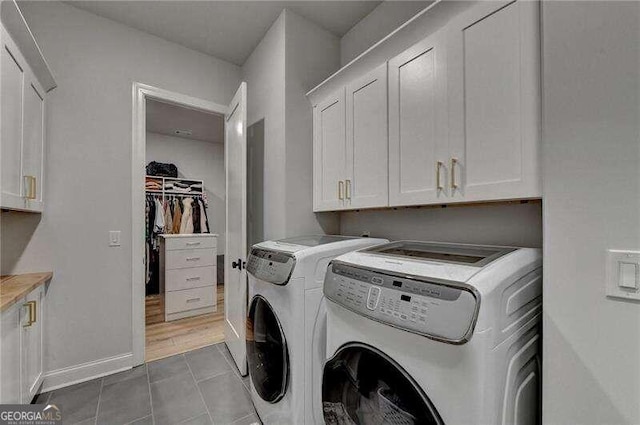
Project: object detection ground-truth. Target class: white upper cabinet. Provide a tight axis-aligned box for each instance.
[309,0,541,211]
[313,89,347,211]
[388,31,448,207]
[346,63,388,209]
[447,0,541,202]
[0,1,55,213]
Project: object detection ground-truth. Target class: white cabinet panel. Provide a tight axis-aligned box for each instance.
[447,0,541,202]
[0,303,22,404]
[0,24,48,212]
[1,29,25,205]
[388,32,449,206]
[21,286,43,402]
[313,89,346,211]
[346,63,388,209]
[22,81,45,208]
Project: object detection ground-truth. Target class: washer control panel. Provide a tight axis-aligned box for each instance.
[324,262,479,343]
[247,248,296,285]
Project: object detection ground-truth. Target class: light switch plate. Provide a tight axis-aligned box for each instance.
[606,249,640,301]
[109,231,121,247]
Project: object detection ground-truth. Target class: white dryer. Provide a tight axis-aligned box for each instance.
[322,241,542,425]
[246,235,388,425]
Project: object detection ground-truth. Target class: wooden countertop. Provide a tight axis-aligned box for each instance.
[0,272,52,313]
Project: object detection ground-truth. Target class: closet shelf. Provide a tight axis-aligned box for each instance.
[0,272,53,312]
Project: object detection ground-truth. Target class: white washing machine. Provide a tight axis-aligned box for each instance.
[322,241,542,425]
[245,235,388,425]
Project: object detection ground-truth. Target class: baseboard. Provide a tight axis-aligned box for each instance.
[41,352,134,393]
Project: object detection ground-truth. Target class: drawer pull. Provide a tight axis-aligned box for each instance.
[186,277,201,281]
[186,242,201,246]
[186,297,201,303]
[23,301,36,327]
[186,257,201,261]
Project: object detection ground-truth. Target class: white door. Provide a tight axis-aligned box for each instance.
[346,63,389,209]
[313,89,346,212]
[224,82,248,375]
[388,31,449,207]
[0,302,21,404]
[22,79,45,211]
[447,0,541,202]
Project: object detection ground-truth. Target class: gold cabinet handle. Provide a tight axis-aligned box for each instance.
[23,176,36,199]
[338,181,344,200]
[23,301,36,327]
[436,161,444,190]
[345,179,352,200]
[451,158,459,189]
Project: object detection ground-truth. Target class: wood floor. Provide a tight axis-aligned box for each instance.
[145,286,225,362]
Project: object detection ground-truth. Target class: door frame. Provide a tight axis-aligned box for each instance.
[131,82,227,366]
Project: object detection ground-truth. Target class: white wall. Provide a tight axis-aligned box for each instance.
[542,2,640,424]
[145,132,225,253]
[1,0,240,385]
[242,12,287,241]
[340,1,431,66]
[242,9,340,242]
[284,10,341,237]
[341,202,542,248]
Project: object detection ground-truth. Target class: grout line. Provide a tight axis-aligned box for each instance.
[123,415,152,425]
[184,354,215,425]
[94,377,104,425]
[145,363,155,425]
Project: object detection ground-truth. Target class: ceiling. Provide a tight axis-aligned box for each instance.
[67,1,383,65]
[146,99,224,143]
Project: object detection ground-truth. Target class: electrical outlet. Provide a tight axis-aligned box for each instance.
[361,231,371,237]
[109,231,121,247]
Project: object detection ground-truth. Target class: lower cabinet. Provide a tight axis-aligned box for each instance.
[0,285,45,404]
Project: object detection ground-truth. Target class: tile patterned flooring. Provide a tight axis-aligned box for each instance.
[35,343,260,425]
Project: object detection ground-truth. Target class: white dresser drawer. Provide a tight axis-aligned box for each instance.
[166,266,216,292]
[165,286,216,314]
[164,236,217,251]
[165,248,216,270]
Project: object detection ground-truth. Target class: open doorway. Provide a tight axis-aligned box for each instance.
[143,98,226,362]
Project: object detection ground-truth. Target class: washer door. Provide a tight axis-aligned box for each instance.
[322,343,443,425]
[246,295,289,403]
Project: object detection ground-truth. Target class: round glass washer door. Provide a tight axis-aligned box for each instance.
[246,295,289,403]
[322,343,443,425]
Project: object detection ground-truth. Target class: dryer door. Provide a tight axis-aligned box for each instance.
[322,342,443,425]
[246,295,289,403]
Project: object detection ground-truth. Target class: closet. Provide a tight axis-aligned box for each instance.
[144,99,226,362]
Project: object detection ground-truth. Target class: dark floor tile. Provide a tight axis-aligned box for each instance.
[32,391,51,404]
[178,413,213,425]
[49,378,101,425]
[151,373,207,425]
[72,417,97,425]
[198,372,253,425]
[148,355,190,383]
[102,365,147,387]
[96,374,151,425]
[231,413,261,425]
[127,415,153,425]
[185,345,232,382]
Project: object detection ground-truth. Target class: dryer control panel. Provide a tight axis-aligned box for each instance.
[247,248,296,285]
[324,262,479,344]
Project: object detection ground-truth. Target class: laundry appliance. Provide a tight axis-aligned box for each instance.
[322,241,542,425]
[246,235,388,425]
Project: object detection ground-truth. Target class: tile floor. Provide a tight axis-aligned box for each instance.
[34,343,260,425]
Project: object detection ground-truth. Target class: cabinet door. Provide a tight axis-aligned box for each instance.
[22,78,45,210]
[0,302,22,404]
[21,286,44,402]
[1,26,26,208]
[388,31,449,207]
[313,89,346,211]
[345,63,388,209]
[447,0,541,202]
